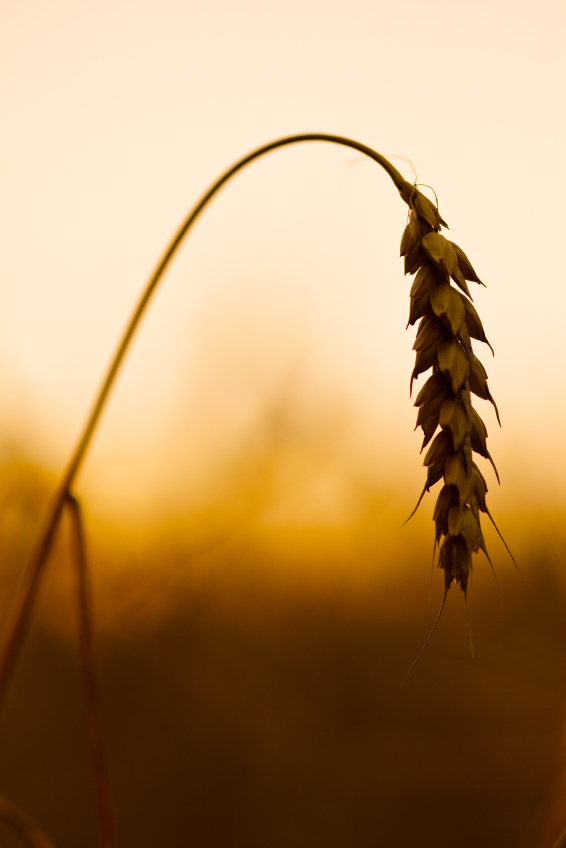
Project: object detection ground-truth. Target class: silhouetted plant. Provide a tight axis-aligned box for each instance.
[0,134,546,848]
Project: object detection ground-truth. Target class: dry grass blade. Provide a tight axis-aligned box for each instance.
[65,494,115,848]
[0,794,60,848]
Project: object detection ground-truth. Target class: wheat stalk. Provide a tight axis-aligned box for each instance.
[0,133,415,706]
[0,133,414,848]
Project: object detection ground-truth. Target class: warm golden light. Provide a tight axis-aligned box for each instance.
[1,1,565,846]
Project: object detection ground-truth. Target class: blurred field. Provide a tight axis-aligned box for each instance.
[0,450,565,848]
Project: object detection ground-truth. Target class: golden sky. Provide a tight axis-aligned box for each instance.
[0,0,565,525]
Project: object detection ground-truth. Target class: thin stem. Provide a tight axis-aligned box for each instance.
[552,825,566,848]
[0,794,60,848]
[65,494,115,848]
[0,133,411,706]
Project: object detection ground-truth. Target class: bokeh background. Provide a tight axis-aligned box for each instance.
[1,0,565,846]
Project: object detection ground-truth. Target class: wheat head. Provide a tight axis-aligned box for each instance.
[400,185,513,629]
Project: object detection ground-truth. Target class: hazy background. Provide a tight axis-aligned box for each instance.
[0,0,565,846]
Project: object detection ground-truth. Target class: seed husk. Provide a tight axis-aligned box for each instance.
[414,371,450,408]
[421,233,473,298]
[457,320,473,352]
[470,462,489,512]
[423,430,452,468]
[467,354,500,426]
[444,453,473,502]
[408,264,442,311]
[469,410,500,482]
[440,535,472,593]
[439,399,468,451]
[411,335,445,391]
[407,289,432,326]
[412,191,448,230]
[421,232,459,276]
[468,354,491,398]
[433,485,454,541]
[470,408,489,456]
[459,506,481,554]
[404,240,425,275]
[406,270,443,327]
[420,420,439,451]
[425,454,448,490]
[413,317,443,351]
[458,293,494,354]
[447,241,485,286]
[447,503,466,536]
[416,383,450,430]
[400,210,422,257]
[437,341,470,392]
[430,284,466,335]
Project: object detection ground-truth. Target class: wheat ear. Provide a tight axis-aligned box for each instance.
[402,183,514,663]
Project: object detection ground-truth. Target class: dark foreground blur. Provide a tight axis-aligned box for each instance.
[0,463,566,848]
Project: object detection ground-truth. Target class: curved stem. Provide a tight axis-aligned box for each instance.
[0,133,411,704]
[0,794,60,848]
[552,825,566,848]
